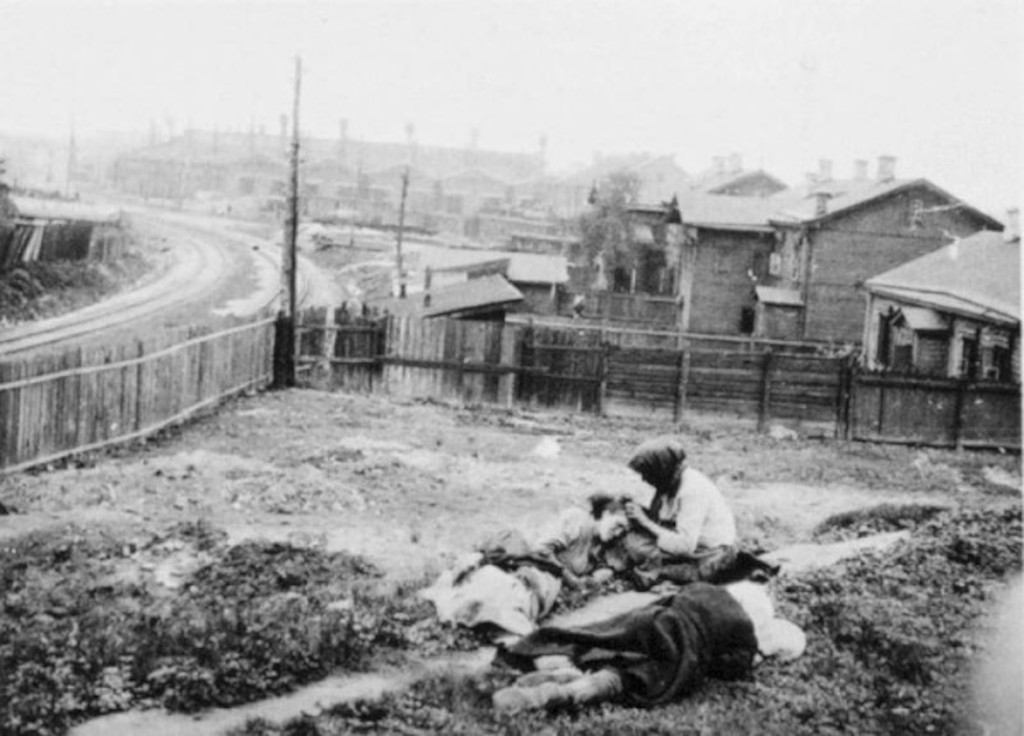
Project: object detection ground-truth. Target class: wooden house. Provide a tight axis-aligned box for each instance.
[862,228,1020,381]
[624,157,1002,344]
[768,162,1003,343]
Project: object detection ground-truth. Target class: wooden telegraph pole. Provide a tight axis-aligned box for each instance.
[275,55,302,387]
[395,166,410,298]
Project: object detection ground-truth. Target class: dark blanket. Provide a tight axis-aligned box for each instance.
[497,583,757,707]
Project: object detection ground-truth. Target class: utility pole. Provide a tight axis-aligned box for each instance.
[395,166,409,298]
[275,54,302,388]
[287,55,302,325]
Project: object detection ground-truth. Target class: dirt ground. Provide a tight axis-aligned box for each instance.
[2,387,1018,583]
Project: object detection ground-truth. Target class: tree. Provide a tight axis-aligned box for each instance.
[577,169,641,289]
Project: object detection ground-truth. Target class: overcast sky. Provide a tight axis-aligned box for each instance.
[1,0,1020,214]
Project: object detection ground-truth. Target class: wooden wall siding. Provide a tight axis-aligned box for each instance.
[803,188,993,343]
[851,377,958,445]
[0,317,275,473]
[959,383,1021,447]
[294,310,1020,449]
[517,324,603,412]
[848,373,1019,449]
[687,231,771,336]
[381,316,516,406]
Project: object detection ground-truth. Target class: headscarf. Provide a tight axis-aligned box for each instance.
[627,436,687,501]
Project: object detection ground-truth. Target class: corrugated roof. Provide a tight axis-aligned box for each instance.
[423,274,523,317]
[865,230,1020,324]
[755,286,804,306]
[11,196,122,224]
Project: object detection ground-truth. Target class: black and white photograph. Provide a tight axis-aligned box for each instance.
[0,1,1020,734]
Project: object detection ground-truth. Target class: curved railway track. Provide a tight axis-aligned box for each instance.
[0,212,309,358]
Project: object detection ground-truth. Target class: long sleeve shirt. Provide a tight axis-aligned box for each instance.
[651,467,736,555]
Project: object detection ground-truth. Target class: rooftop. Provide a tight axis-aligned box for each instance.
[11,196,122,224]
[865,230,1020,325]
[423,274,524,318]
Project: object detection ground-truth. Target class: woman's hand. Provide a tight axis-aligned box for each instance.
[625,500,653,530]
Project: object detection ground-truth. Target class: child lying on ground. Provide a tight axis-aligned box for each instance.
[420,495,631,638]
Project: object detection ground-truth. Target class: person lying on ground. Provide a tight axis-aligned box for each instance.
[622,436,777,589]
[420,495,631,639]
[491,580,806,713]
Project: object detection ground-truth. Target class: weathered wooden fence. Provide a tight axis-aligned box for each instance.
[296,312,846,429]
[296,310,1020,449]
[848,372,1021,449]
[0,317,275,473]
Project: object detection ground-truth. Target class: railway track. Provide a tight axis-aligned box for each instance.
[0,212,307,358]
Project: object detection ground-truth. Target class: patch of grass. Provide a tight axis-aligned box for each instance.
[0,254,149,326]
[0,522,453,736]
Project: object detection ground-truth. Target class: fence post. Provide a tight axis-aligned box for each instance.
[757,348,774,433]
[842,355,856,440]
[835,354,855,440]
[597,344,609,416]
[673,349,685,423]
[272,311,296,388]
[952,377,967,450]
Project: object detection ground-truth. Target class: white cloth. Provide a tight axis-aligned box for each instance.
[420,562,561,636]
[724,581,806,662]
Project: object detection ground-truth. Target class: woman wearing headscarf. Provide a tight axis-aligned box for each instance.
[623,437,774,588]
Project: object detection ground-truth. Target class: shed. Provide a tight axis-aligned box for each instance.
[423,274,524,320]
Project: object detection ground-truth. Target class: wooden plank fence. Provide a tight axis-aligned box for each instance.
[295,310,1020,450]
[848,372,1021,449]
[0,316,275,473]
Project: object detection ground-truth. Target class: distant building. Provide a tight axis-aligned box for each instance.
[863,225,1020,381]
[113,127,546,232]
[767,157,1003,342]
[689,153,787,198]
[624,156,1004,343]
[425,251,569,316]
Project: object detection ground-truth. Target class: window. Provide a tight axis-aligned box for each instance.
[739,307,755,335]
[712,248,729,274]
[768,253,782,276]
[909,198,924,230]
[988,344,1012,382]
[751,252,767,279]
[959,335,979,379]
[876,312,892,367]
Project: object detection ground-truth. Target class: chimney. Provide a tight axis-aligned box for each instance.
[712,155,726,174]
[854,159,869,181]
[877,155,897,182]
[405,122,415,145]
[804,171,819,189]
[279,114,289,146]
[728,152,743,173]
[339,118,349,141]
[1006,207,1020,242]
[817,158,833,183]
[470,128,480,150]
[814,191,832,217]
